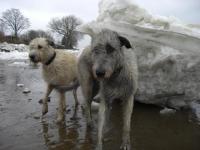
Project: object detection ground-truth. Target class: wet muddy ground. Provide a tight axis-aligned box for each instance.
[0,59,200,150]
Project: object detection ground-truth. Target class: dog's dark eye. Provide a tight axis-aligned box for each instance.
[92,47,100,54]
[93,49,100,55]
[38,45,42,49]
[106,43,115,54]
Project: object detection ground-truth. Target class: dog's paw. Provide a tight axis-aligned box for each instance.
[39,97,51,104]
[42,105,48,115]
[86,120,94,129]
[120,142,131,150]
[63,106,66,111]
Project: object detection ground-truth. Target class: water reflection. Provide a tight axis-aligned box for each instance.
[41,106,94,150]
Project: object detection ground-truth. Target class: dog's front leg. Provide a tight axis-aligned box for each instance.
[81,78,93,127]
[57,91,65,123]
[96,98,108,150]
[120,95,134,150]
[78,60,94,127]
[42,84,53,115]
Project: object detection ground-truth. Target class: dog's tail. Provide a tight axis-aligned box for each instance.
[55,79,79,92]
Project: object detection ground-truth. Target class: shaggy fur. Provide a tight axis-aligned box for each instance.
[78,29,138,150]
[29,38,79,122]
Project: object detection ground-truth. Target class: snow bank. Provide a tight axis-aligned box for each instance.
[0,42,29,60]
[0,42,29,52]
[8,61,29,66]
[0,44,80,60]
[65,49,79,55]
[78,0,200,54]
[97,0,200,36]
[0,51,28,60]
[77,0,200,109]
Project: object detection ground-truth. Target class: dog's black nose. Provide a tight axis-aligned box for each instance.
[29,54,35,60]
[96,69,105,77]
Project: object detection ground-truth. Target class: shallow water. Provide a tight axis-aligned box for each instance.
[0,59,200,150]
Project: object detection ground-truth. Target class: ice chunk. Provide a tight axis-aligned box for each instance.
[23,88,31,94]
[160,107,176,115]
[17,84,24,87]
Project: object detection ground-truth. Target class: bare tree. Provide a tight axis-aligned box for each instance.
[1,8,30,38]
[0,19,6,33]
[48,15,82,49]
[0,19,6,42]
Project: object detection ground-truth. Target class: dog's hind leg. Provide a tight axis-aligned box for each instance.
[73,86,79,106]
[120,95,134,150]
[42,84,53,115]
[57,91,65,123]
[62,95,66,111]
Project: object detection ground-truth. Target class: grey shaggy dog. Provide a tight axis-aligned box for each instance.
[78,29,138,150]
[29,38,79,123]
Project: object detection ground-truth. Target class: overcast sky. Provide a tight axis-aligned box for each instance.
[0,0,199,31]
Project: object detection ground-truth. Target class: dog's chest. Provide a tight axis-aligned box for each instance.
[101,74,134,101]
[42,66,71,86]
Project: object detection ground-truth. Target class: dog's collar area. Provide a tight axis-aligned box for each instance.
[45,52,56,65]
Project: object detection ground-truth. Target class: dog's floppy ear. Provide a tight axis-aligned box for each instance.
[46,39,55,47]
[118,36,132,49]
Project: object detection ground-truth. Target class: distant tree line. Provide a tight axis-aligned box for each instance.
[20,30,54,45]
[0,8,82,49]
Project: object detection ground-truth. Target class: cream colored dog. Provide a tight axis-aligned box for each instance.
[29,38,79,122]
